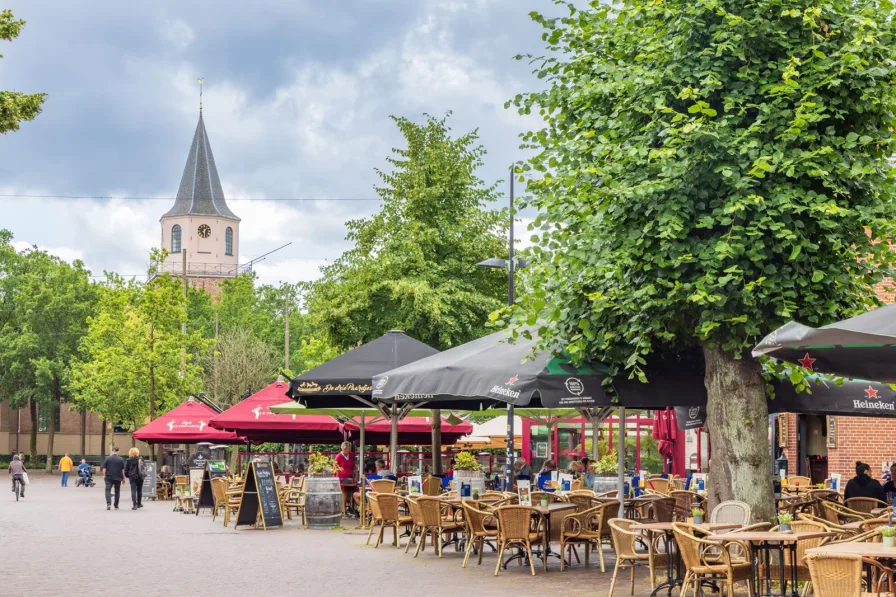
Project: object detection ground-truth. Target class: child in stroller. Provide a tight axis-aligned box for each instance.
[75,458,95,487]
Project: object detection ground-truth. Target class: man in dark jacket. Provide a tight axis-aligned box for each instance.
[844,461,885,502]
[101,447,126,510]
[8,454,26,498]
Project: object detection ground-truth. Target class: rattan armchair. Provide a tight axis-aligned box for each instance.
[366,493,411,548]
[461,502,499,568]
[607,518,661,596]
[672,522,752,597]
[670,490,706,520]
[405,496,464,558]
[493,505,547,576]
[644,477,670,494]
[860,517,890,533]
[558,505,603,572]
[710,500,751,526]
[209,477,228,523]
[222,486,243,527]
[282,485,305,526]
[806,552,895,597]
[370,479,396,494]
[765,520,829,590]
[822,500,871,524]
[643,496,677,524]
[422,477,442,496]
[566,494,602,512]
[845,497,889,515]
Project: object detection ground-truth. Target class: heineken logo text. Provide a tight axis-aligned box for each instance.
[490,385,521,399]
[853,399,895,411]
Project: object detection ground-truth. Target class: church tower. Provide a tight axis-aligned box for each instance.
[159,113,242,294]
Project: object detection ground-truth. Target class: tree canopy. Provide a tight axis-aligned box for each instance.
[0,10,45,134]
[509,0,896,519]
[307,113,510,351]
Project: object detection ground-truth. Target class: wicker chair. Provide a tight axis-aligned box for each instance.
[558,505,603,572]
[822,500,871,524]
[806,552,895,597]
[643,497,677,524]
[566,494,602,512]
[405,496,464,558]
[765,520,829,591]
[531,491,564,504]
[672,522,752,597]
[845,497,889,515]
[370,479,396,494]
[570,479,584,491]
[671,490,706,521]
[826,528,883,545]
[798,512,859,540]
[784,476,812,492]
[366,493,411,548]
[493,505,547,576]
[222,486,243,527]
[710,500,751,527]
[422,477,442,496]
[282,485,306,526]
[570,489,596,497]
[461,503,499,568]
[598,490,618,498]
[607,518,661,596]
[645,477,670,494]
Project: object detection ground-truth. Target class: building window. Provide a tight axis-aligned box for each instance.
[171,224,182,253]
[38,405,61,433]
[225,227,233,255]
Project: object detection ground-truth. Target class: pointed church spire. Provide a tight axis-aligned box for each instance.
[162,114,240,221]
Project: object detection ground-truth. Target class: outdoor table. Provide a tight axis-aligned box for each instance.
[871,507,892,517]
[841,520,866,531]
[503,503,577,569]
[807,543,896,592]
[711,530,835,597]
[634,522,740,597]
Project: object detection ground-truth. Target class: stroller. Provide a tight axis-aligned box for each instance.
[75,466,96,488]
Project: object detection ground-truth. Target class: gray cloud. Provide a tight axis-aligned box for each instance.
[1,0,549,286]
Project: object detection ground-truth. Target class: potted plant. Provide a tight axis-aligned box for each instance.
[778,513,794,533]
[453,452,486,496]
[307,452,339,477]
[540,492,549,508]
[882,526,896,548]
[472,489,480,500]
[691,508,705,525]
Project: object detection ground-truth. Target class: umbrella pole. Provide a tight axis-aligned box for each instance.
[591,415,599,462]
[358,415,366,529]
[617,406,625,518]
[390,405,398,476]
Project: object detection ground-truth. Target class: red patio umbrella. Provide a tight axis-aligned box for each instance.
[209,380,346,443]
[133,398,243,444]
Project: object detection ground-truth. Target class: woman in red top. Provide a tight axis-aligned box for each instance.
[335,442,357,516]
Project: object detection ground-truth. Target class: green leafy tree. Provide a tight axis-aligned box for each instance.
[0,10,46,134]
[202,327,279,407]
[307,113,509,351]
[509,0,896,520]
[0,238,96,468]
[73,254,211,452]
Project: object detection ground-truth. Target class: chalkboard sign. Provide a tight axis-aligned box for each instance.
[196,460,227,515]
[141,461,157,500]
[234,462,282,529]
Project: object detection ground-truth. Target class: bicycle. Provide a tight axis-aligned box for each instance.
[12,476,24,501]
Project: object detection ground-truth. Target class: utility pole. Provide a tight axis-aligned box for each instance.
[180,249,187,378]
[284,285,290,370]
[505,167,516,490]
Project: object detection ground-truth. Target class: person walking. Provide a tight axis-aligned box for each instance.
[59,453,73,487]
[101,447,126,510]
[124,448,145,510]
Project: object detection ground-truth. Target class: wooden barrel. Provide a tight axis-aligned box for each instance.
[305,476,343,528]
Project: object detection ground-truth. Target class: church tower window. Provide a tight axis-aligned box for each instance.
[171,224,182,253]
[225,227,233,256]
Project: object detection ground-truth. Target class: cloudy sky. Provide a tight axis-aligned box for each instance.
[0,0,550,287]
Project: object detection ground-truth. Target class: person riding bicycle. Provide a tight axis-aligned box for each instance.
[9,454,26,498]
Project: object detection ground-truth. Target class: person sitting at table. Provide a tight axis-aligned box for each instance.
[567,460,582,478]
[844,461,885,502]
[159,465,175,490]
[513,458,532,480]
[537,461,557,490]
[285,460,296,474]
[882,463,896,499]
[373,459,397,481]
[582,461,596,490]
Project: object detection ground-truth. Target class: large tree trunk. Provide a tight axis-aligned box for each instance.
[46,387,59,473]
[431,409,442,475]
[703,344,774,523]
[28,398,37,468]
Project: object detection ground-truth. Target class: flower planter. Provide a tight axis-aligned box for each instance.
[778,524,792,533]
[693,516,704,525]
[454,470,485,497]
[305,476,343,529]
[884,536,896,548]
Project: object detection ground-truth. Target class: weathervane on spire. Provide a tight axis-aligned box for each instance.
[198,77,204,113]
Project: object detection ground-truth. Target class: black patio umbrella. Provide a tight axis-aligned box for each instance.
[287,330,439,408]
[752,304,896,383]
[372,329,705,409]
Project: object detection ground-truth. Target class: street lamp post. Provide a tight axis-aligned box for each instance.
[477,167,524,491]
